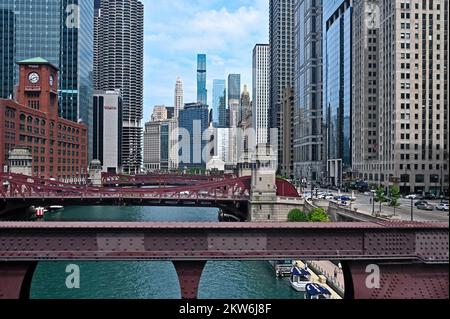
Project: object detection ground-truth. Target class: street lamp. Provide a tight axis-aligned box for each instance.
[410,197,414,222]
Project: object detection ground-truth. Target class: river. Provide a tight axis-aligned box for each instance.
[15,206,304,299]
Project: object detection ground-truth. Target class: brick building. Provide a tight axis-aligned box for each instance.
[0,58,88,181]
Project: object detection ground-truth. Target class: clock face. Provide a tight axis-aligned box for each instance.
[28,72,40,84]
[49,75,54,86]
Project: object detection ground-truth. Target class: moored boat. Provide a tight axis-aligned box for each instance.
[305,283,332,299]
[289,266,312,292]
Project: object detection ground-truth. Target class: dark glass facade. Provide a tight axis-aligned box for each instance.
[0,8,15,99]
[228,74,241,101]
[178,103,210,169]
[160,123,169,170]
[197,54,207,105]
[323,0,352,172]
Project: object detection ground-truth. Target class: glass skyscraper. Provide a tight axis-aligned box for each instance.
[212,79,226,126]
[323,0,353,182]
[0,8,15,99]
[197,54,207,105]
[0,0,94,159]
[228,74,241,101]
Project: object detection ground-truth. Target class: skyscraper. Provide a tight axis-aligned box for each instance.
[323,0,353,187]
[240,84,251,124]
[0,0,94,159]
[252,44,270,145]
[174,77,184,118]
[269,0,295,170]
[293,0,324,182]
[212,79,226,125]
[352,0,380,186]
[0,8,14,99]
[375,0,448,195]
[228,74,241,101]
[95,0,144,174]
[197,54,207,105]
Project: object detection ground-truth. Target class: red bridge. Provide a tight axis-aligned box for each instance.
[0,173,299,218]
[0,221,448,299]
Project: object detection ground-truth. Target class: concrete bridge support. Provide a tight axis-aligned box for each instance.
[343,261,449,299]
[0,262,37,299]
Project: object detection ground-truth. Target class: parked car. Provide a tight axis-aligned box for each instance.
[416,203,434,211]
[436,203,449,211]
[424,193,437,200]
[415,200,429,207]
[405,194,417,199]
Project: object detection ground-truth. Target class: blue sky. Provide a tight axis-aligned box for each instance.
[142,0,269,121]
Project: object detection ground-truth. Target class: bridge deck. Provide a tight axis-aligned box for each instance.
[0,222,448,263]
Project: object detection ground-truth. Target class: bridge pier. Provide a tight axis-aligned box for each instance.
[173,261,206,299]
[343,261,449,299]
[0,262,37,299]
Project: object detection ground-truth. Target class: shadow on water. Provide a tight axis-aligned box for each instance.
[5,206,303,299]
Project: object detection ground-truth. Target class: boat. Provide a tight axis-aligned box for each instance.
[34,207,47,219]
[269,260,293,277]
[305,283,332,299]
[47,205,64,212]
[289,266,312,292]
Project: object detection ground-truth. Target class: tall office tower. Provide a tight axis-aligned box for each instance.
[240,84,251,125]
[282,87,294,179]
[96,0,144,174]
[293,0,324,183]
[352,0,380,184]
[377,0,448,195]
[93,90,123,173]
[143,121,161,172]
[178,103,211,169]
[252,44,270,145]
[323,0,353,187]
[0,8,14,99]
[197,54,207,105]
[93,1,101,90]
[228,74,241,102]
[0,0,94,158]
[218,95,227,128]
[212,79,226,125]
[174,77,184,118]
[269,0,295,170]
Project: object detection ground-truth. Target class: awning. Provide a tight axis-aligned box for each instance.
[306,283,331,296]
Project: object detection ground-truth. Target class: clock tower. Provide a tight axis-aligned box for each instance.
[16,57,59,118]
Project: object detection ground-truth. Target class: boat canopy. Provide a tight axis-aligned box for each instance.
[305,283,331,296]
[291,267,310,277]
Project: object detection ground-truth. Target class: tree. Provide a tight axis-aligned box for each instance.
[390,185,401,216]
[309,208,330,222]
[375,187,386,213]
[288,209,309,222]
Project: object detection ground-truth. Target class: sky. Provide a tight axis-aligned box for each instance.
[142,0,269,122]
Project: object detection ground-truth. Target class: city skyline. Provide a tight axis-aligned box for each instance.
[143,0,268,120]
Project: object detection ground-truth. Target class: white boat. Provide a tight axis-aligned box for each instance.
[47,205,64,211]
[305,283,332,299]
[269,260,293,277]
[289,267,312,292]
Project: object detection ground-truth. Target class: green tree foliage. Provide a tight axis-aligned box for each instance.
[288,209,309,222]
[375,187,386,213]
[390,185,401,216]
[309,208,330,222]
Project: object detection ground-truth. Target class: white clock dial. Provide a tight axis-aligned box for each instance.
[28,72,40,84]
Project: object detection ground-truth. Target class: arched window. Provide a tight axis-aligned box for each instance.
[20,114,26,122]
[27,116,33,123]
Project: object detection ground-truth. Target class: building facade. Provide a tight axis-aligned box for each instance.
[93,90,122,173]
[269,0,295,170]
[212,79,226,125]
[293,0,324,183]
[228,74,241,103]
[95,0,144,174]
[240,84,251,126]
[0,0,94,159]
[197,54,207,105]
[252,44,270,145]
[174,77,184,119]
[0,59,88,181]
[178,103,211,169]
[0,8,15,99]
[375,0,448,195]
[351,0,380,185]
[143,121,161,171]
[323,0,353,187]
[281,86,294,179]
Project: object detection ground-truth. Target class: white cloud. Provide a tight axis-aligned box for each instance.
[142,0,269,121]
